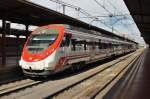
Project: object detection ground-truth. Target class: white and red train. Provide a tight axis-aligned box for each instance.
[19,24,137,76]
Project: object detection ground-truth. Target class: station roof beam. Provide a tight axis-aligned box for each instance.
[124,0,150,45]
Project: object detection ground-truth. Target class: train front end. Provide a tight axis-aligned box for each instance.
[19,25,64,76]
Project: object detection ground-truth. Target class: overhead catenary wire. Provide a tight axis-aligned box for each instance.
[93,0,130,25]
[94,0,112,15]
[93,0,129,33]
[94,0,134,34]
[49,0,114,30]
[49,0,91,16]
[49,0,132,35]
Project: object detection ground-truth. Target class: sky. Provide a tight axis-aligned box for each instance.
[25,0,146,45]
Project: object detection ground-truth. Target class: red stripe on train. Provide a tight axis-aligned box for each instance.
[22,25,64,62]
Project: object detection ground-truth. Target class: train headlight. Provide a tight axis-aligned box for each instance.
[19,60,22,66]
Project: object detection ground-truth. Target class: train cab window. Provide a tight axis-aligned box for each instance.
[27,28,59,53]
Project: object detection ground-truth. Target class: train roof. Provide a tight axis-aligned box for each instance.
[61,24,137,44]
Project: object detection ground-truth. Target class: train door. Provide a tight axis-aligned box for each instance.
[59,33,71,57]
[64,33,72,56]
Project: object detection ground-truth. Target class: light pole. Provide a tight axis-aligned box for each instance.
[62,4,66,14]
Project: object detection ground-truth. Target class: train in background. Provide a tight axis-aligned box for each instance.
[19,24,137,77]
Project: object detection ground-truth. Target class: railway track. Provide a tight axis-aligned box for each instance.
[0,50,143,99]
[52,51,141,99]
[0,66,23,86]
[0,79,44,97]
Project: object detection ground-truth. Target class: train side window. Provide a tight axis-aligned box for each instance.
[71,39,76,51]
[98,40,101,49]
[84,40,86,50]
[92,42,95,49]
[75,40,85,51]
[101,43,104,49]
[95,41,99,50]
[106,43,109,49]
[103,43,107,49]
[87,41,94,50]
[100,43,104,49]
[108,43,111,49]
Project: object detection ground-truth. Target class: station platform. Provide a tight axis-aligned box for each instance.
[0,57,22,84]
[0,57,20,71]
[121,48,150,99]
[104,48,150,99]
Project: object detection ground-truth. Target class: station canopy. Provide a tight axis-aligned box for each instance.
[124,0,150,45]
[0,0,135,43]
[0,0,88,26]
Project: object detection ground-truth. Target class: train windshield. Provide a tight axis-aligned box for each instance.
[26,28,59,53]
